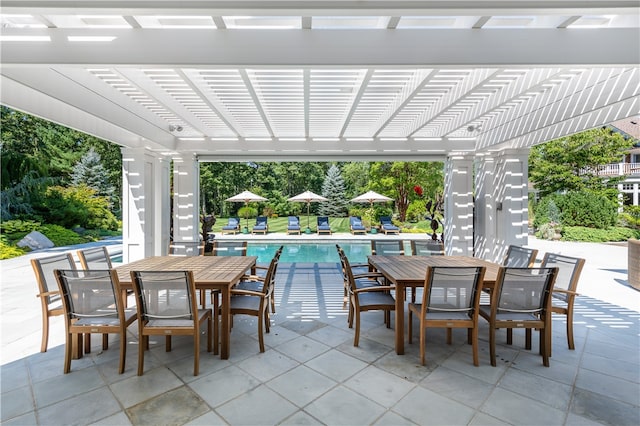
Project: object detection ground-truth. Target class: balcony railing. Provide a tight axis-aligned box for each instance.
[590,162,640,176]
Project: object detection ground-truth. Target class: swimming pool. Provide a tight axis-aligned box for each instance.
[248,242,370,263]
[111,241,412,264]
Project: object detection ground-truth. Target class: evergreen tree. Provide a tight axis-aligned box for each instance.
[319,164,348,217]
[70,147,114,199]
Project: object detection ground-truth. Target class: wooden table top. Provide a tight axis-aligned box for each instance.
[367,255,501,286]
[115,255,257,287]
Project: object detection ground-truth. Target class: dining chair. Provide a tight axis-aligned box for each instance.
[342,248,396,346]
[408,266,486,366]
[540,253,586,352]
[212,240,247,256]
[503,245,538,267]
[371,240,404,256]
[168,240,204,256]
[335,245,383,312]
[54,269,135,374]
[235,245,283,315]
[479,266,558,367]
[227,250,281,353]
[31,253,76,352]
[411,240,445,256]
[77,246,132,308]
[130,270,212,376]
[409,239,445,302]
[77,246,113,269]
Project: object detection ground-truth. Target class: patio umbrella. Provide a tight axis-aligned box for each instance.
[350,190,393,208]
[226,190,268,232]
[287,190,328,232]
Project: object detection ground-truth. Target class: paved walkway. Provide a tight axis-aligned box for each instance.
[1,236,638,425]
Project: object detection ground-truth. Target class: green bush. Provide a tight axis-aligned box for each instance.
[561,226,640,242]
[535,222,562,240]
[534,192,617,229]
[238,206,258,220]
[0,240,28,259]
[39,224,88,246]
[35,185,119,230]
[405,201,426,222]
[0,219,41,235]
[619,205,640,229]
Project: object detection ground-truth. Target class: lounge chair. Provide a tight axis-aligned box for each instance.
[287,216,301,235]
[380,216,400,234]
[349,216,367,235]
[317,216,332,235]
[221,217,240,235]
[252,216,268,234]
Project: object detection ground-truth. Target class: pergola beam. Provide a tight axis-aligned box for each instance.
[2,28,638,67]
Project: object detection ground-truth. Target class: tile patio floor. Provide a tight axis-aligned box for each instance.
[1,238,639,425]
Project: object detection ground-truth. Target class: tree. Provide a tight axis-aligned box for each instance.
[529,127,635,198]
[319,164,348,217]
[341,162,370,198]
[70,147,114,199]
[369,162,444,221]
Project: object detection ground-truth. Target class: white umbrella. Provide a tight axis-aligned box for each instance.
[226,190,268,231]
[350,190,393,208]
[287,190,328,231]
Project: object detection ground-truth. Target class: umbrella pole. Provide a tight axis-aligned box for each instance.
[245,201,249,233]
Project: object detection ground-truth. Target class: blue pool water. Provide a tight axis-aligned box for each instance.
[248,242,371,263]
[111,242,412,264]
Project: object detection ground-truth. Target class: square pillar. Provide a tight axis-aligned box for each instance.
[121,148,170,263]
[444,155,474,256]
[172,154,200,252]
[474,155,497,260]
[478,149,530,262]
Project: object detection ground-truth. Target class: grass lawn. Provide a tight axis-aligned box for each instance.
[211,216,433,234]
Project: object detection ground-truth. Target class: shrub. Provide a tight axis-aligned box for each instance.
[535,222,562,240]
[619,205,640,229]
[0,219,41,235]
[534,192,617,229]
[238,206,258,220]
[405,201,426,222]
[0,240,28,259]
[561,226,640,242]
[39,224,88,246]
[34,185,119,230]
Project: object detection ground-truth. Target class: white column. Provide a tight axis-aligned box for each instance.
[121,148,170,263]
[444,155,474,256]
[494,149,530,262]
[172,154,200,251]
[474,155,497,260]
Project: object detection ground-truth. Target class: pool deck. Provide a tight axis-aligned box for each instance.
[1,235,638,425]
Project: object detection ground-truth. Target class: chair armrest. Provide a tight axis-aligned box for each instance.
[239,274,266,282]
[354,285,395,294]
[353,272,385,280]
[553,289,579,296]
[37,291,59,298]
[231,289,264,297]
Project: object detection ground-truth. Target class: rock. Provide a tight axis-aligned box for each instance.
[17,231,54,250]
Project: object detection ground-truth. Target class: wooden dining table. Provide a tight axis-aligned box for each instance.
[367,255,501,355]
[114,255,257,360]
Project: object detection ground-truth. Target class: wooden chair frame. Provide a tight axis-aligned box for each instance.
[408,266,486,366]
[479,267,558,367]
[540,253,586,352]
[131,270,212,376]
[31,253,76,352]
[54,269,135,374]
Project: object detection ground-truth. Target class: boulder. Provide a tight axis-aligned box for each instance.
[17,231,54,250]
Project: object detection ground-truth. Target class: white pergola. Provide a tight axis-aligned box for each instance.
[1,1,639,263]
